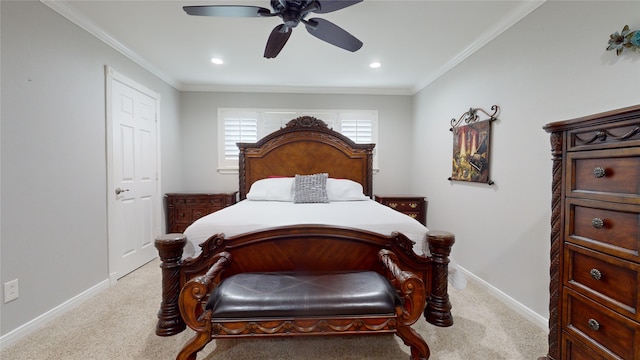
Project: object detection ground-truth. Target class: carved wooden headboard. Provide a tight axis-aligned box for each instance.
[237,116,375,200]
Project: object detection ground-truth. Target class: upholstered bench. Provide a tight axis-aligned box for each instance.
[176,249,431,360]
[208,271,400,318]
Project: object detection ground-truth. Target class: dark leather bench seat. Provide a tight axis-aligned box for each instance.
[206,271,401,318]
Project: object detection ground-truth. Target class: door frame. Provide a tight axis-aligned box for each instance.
[105,65,162,284]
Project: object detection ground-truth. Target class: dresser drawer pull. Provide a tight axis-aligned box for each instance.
[592,166,606,178]
[409,203,417,208]
[588,318,600,331]
[589,268,602,280]
[388,202,398,208]
[591,218,604,229]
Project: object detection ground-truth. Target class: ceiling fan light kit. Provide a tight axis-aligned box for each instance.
[183,0,364,59]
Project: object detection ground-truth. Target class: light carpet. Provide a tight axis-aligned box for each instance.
[1,259,548,359]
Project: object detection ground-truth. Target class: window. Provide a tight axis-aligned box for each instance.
[218,109,378,172]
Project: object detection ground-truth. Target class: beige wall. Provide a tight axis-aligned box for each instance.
[1,0,183,339]
[412,0,640,324]
[179,91,413,194]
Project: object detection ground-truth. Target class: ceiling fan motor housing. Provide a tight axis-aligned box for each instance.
[272,0,320,28]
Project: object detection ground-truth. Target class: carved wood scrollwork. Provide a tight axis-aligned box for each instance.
[574,125,640,145]
[285,116,331,129]
[210,316,397,336]
[546,130,563,360]
[154,234,188,336]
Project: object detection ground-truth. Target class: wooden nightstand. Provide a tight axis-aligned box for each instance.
[165,192,237,233]
[374,195,427,226]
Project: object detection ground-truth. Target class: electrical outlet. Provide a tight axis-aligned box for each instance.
[4,279,19,303]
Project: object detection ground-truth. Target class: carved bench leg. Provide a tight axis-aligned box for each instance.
[176,330,212,360]
[155,233,187,336]
[424,231,454,327]
[396,324,430,360]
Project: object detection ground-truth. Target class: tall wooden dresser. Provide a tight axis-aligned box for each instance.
[542,105,640,360]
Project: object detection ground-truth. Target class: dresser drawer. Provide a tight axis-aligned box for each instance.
[566,198,640,262]
[384,199,422,212]
[174,206,215,224]
[171,195,232,207]
[563,289,640,360]
[565,243,640,321]
[165,192,238,233]
[374,195,427,226]
[172,206,215,233]
[566,148,640,203]
[401,211,423,223]
[562,332,608,360]
[567,119,640,152]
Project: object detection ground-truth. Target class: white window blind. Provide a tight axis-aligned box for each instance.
[340,119,373,143]
[224,117,257,160]
[218,109,378,172]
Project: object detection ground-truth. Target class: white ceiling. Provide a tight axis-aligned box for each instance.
[43,0,545,95]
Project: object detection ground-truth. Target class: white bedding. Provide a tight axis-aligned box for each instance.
[183,199,467,289]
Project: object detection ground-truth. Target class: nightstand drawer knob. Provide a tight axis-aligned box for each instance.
[591,218,604,229]
[588,318,600,331]
[593,167,606,178]
[589,268,602,280]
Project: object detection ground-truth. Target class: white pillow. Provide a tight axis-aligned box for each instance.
[326,178,368,201]
[246,177,294,201]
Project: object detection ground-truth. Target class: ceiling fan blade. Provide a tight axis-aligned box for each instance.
[183,5,272,17]
[264,24,293,59]
[304,18,362,52]
[314,0,363,14]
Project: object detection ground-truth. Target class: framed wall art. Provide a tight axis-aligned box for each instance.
[448,105,499,185]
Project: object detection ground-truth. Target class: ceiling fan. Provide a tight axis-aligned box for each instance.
[183,0,364,59]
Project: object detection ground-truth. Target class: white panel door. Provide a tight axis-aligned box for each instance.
[107,68,159,280]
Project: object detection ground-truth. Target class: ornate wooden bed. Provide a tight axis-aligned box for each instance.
[154,116,455,358]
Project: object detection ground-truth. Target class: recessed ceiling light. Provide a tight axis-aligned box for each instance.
[211,57,224,65]
[369,62,381,69]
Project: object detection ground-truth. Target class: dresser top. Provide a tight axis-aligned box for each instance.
[544,104,640,133]
[374,194,426,199]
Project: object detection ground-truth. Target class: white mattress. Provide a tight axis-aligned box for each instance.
[183,199,467,289]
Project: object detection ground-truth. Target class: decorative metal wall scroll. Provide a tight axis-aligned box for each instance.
[449,105,499,185]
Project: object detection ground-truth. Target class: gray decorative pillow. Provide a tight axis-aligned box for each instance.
[294,173,329,203]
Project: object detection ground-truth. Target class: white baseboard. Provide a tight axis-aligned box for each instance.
[457,265,549,331]
[0,279,110,350]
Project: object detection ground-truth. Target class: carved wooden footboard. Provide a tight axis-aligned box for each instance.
[155,225,454,360]
[155,225,454,339]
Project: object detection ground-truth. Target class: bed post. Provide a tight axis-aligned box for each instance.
[424,230,455,327]
[155,233,187,336]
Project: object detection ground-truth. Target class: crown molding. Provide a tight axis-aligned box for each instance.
[40,0,181,90]
[41,0,545,96]
[412,0,547,94]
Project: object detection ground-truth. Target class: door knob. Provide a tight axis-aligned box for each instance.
[115,188,130,195]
